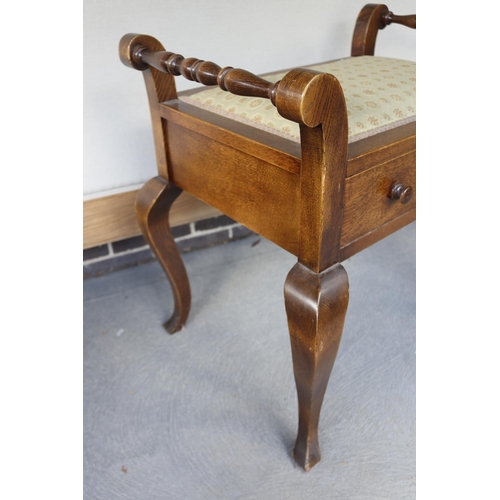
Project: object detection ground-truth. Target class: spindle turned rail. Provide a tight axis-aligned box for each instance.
[123,42,281,105]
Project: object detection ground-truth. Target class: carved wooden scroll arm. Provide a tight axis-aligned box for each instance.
[351,4,416,56]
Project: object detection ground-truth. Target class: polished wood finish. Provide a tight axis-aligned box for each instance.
[160,101,415,256]
[348,122,415,177]
[135,177,191,333]
[341,150,416,246]
[351,3,416,56]
[383,11,416,29]
[276,69,348,273]
[120,34,177,179]
[120,34,351,265]
[340,209,415,261]
[284,262,349,470]
[166,121,301,255]
[123,41,281,105]
[118,3,415,470]
[160,102,301,175]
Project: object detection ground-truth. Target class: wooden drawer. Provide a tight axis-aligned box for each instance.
[341,150,416,247]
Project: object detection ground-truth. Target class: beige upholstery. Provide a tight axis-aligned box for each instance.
[180,56,416,143]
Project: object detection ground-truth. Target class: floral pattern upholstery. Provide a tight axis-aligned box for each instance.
[179,56,416,143]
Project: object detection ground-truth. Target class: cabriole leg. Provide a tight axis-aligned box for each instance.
[284,262,349,470]
[136,176,191,333]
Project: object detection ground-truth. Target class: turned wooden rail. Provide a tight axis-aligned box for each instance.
[382,11,416,29]
[122,37,280,106]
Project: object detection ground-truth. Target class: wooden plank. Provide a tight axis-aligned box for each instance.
[83,189,221,249]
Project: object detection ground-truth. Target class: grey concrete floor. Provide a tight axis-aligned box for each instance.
[83,223,415,499]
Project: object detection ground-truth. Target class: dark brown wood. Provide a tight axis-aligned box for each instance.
[341,150,416,246]
[118,3,416,472]
[160,102,301,175]
[284,262,349,470]
[347,122,415,176]
[340,209,415,261]
[382,11,416,29]
[123,41,281,105]
[351,4,416,56]
[135,177,191,333]
[351,4,390,56]
[120,34,177,179]
[275,69,348,272]
[162,99,416,178]
[165,121,301,255]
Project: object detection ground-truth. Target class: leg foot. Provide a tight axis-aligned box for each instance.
[284,262,349,470]
[136,176,191,333]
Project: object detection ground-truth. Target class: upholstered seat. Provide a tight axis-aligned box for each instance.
[180,56,415,143]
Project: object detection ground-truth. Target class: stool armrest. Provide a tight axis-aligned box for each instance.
[351,4,416,56]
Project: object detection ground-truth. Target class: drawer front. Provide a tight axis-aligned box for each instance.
[341,150,416,247]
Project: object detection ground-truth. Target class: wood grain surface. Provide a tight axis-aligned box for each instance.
[166,122,300,255]
[341,150,416,247]
[83,190,221,249]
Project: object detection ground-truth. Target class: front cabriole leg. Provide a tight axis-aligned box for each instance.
[284,262,349,471]
[136,176,191,333]
[274,67,349,470]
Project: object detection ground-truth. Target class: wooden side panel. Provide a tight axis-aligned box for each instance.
[161,102,301,174]
[341,150,416,247]
[166,121,300,255]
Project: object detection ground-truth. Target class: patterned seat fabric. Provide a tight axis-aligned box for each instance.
[179,56,416,143]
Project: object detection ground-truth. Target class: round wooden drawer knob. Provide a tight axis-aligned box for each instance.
[389,182,413,204]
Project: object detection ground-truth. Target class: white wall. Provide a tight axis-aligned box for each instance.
[84,0,416,196]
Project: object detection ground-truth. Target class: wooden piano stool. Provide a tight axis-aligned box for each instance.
[119,3,416,471]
